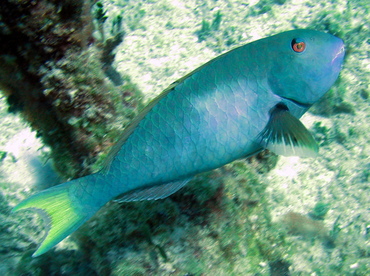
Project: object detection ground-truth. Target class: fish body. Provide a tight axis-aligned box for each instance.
[14,29,345,256]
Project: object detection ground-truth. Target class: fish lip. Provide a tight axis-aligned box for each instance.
[332,42,345,65]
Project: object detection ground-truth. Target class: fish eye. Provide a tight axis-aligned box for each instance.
[291,38,306,53]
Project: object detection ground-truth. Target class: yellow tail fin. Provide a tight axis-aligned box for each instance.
[13,183,88,257]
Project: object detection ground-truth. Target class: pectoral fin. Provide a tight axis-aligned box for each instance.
[258,108,318,158]
[114,178,191,202]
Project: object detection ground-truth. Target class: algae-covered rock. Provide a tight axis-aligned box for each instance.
[0,0,142,178]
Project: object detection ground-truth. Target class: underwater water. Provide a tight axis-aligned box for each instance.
[0,0,369,275]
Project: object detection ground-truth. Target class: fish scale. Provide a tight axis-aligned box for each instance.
[13,29,345,256]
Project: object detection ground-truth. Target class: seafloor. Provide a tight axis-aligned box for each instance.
[0,0,369,275]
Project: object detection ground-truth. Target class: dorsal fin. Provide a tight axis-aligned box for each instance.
[258,108,318,158]
[114,178,191,202]
[101,83,176,173]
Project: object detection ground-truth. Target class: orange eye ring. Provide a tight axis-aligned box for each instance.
[291,39,306,53]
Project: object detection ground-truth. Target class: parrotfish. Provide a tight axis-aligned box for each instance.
[13,29,345,257]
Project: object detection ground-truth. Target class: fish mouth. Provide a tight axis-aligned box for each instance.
[332,42,345,66]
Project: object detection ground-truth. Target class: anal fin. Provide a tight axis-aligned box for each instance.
[114,178,191,203]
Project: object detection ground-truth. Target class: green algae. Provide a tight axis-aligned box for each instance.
[310,202,330,220]
[196,10,223,42]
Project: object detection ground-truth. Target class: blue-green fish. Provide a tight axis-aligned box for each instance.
[14,29,345,257]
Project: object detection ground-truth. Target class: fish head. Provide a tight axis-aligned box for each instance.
[267,29,345,107]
